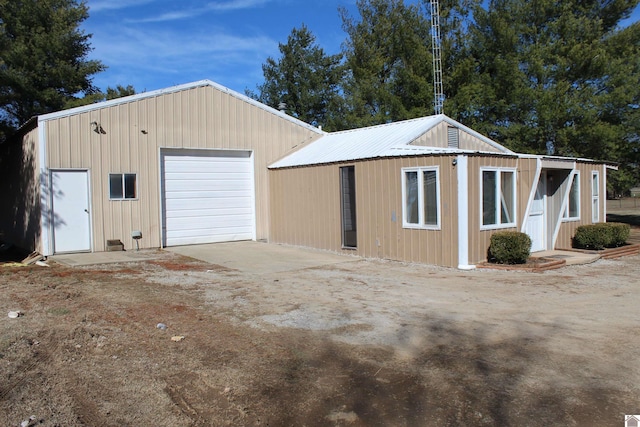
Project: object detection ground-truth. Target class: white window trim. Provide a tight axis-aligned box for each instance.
[480,167,517,230]
[563,171,581,222]
[109,173,138,201]
[401,166,441,230]
[592,170,600,223]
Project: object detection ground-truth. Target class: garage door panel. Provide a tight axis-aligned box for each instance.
[165,196,252,210]
[165,225,252,239]
[164,190,252,201]
[165,159,250,173]
[162,150,255,246]
[165,214,254,228]
[164,170,252,180]
[163,179,252,192]
[167,216,251,236]
[165,207,253,219]
[166,232,252,247]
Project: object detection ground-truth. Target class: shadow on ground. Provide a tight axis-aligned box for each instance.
[167,317,626,426]
[607,213,640,227]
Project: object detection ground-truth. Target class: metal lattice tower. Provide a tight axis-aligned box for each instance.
[430,0,444,115]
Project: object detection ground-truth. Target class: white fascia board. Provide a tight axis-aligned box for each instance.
[37,118,52,256]
[36,80,325,135]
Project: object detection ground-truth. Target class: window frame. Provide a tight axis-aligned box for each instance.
[480,167,517,230]
[109,173,138,201]
[591,170,600,223]
[401,166,441,230]
[340,165,357,249]
[563,171,581,222]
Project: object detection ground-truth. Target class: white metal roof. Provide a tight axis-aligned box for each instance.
[269,114,514,169]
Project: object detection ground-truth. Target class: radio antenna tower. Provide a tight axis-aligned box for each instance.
[430,0,444,115]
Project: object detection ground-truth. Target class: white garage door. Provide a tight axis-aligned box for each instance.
[162,149,255,247]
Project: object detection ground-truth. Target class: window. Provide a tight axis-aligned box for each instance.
[109,173,137,200]
[592,171,600,222]
[340,166,357,248]
[402,167,440,229]
[481,169,516,228]
[563,172,580,220]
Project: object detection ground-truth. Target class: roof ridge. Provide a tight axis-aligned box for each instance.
[330,115,443,135]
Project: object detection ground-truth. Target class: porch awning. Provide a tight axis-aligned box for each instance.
[541,158,576,169]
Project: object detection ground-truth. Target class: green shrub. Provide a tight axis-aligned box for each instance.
[573,222,630,250]
[609,222,630,247]
[489,231,532,264]
[574,223,610,250]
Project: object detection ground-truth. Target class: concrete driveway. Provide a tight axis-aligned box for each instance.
[52,241,358,274]
[167,241,358,274]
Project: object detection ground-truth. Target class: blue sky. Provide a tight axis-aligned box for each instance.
[83,0,363,94]
[83,0,640,96]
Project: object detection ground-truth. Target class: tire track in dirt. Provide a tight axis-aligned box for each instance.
[0,334,57,402]
[164,383,205,425]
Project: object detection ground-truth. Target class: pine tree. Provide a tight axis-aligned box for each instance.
[0,0,105,141]
[251,25,345,131]
[341,0,433,127]
[461,0,639,160]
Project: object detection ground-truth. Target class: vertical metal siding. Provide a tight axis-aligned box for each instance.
[555,162,605,249]
[43,85,321,251]
[466,155,521,264]
[411,125,445,147]
[410,122,504,152]
[270,155,459,268]
[0,125,41,252]
[458,129,503,152]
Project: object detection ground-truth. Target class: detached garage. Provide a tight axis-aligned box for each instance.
[0,80,322,255]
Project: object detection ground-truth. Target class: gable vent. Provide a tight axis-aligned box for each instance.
[447,126,459,148]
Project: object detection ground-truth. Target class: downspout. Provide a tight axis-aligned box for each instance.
[456,155,474,269]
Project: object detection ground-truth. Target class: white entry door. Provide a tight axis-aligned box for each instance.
[51,170,92,253]
[526,173,546,252]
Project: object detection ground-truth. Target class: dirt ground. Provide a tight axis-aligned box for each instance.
[1,242,639,427]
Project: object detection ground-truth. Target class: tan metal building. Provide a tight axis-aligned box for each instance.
[0,80,611,269]
[0,80,322,255]
[269,116,611,268]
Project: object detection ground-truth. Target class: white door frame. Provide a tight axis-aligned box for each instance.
[50,169,93,254]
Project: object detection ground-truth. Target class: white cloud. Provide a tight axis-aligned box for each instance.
[126,0,272,23]
[206,0,271,11]
[87,22,277,90]
[88,0,160,13]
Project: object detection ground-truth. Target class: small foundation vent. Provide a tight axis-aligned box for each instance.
[106,239,124,252]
